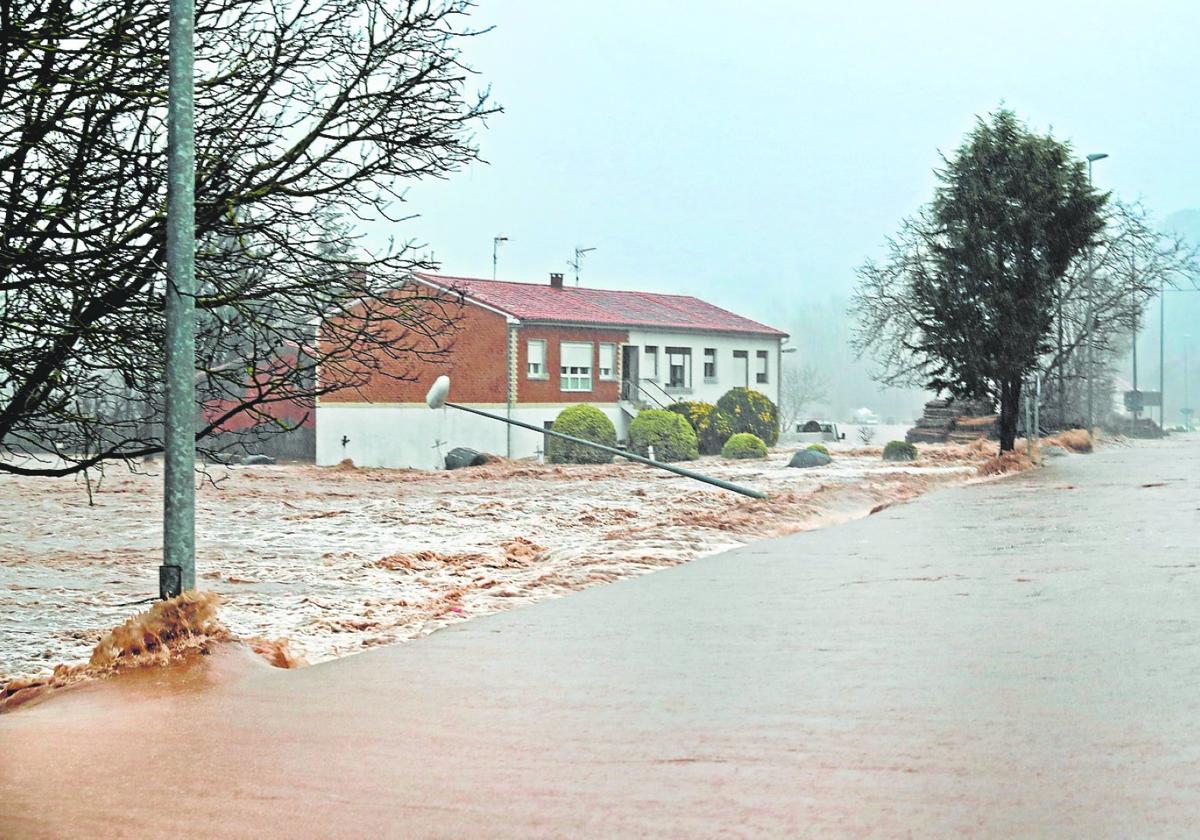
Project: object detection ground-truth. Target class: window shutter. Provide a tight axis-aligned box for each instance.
[560,342,592,368]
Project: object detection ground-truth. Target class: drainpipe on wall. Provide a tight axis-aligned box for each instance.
[777,340,784,423]
[506,319,519,457]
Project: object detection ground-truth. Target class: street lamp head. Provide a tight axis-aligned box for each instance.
[426,375,450,409]
[1086,153,1109,162]
[494,235,508,242]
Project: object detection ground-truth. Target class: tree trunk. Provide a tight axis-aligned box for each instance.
[998,377,1021,452]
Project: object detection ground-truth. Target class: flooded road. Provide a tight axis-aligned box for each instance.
[3,437,1197,836]
[1,447,984,682]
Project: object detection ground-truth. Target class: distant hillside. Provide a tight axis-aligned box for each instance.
[1163,208,1200,246]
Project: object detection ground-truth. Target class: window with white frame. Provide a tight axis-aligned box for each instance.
[733,350,749,386]
[560,342,593,392]
[703,348,717,381]
[598,343,616,380]
[756,350,769,384]
[666,347,691,390]
[526,339,547,379]
[643,345,659,380]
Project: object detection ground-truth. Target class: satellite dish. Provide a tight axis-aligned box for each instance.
[426,375,450,409]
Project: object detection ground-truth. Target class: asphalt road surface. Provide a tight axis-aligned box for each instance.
[3,437,1198,838]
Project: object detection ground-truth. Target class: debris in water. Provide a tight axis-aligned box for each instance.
[1043,429,1094,454]
[248,637,309,669]
[977,451,1034,476]
[0,592,313,713]
[89,590,225,668]
[2,592,227,713]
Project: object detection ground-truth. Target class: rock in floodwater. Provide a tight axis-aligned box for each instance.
[444,447,490,470]
[788,449,832,468]
[1041,444,1069,458]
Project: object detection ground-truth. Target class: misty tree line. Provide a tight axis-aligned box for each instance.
[0,0,494,476]
[851,109,1197,450]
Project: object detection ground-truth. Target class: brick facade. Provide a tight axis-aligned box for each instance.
[322,296,630,406]
[516,325,627,404]
[321,296,510,404]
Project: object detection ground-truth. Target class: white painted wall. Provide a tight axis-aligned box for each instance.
[624,329,783,406]
[316,402,624,469]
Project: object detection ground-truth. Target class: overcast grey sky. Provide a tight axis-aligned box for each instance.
[380,0,1199,329]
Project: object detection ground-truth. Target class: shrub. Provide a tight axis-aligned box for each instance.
[721,432,767,460]
[668,400,730,455]
[806,443,830,456]
[696,408,735,455]
[882,440,918,462]
[547,404,617,464]
[666,400,708,428]
[629,409,699,462]
[716,387,780,446]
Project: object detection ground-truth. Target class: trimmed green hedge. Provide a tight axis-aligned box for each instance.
[721,432,768,460]
[882,440,918,462]
[629,409,699,462]
[547,404,617,464]
[716,387,780,446]
[806,443,830,456]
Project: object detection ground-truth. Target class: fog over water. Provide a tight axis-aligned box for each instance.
[357,0,1200,422]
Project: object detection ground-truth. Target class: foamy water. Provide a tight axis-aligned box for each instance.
[1,448,990,684]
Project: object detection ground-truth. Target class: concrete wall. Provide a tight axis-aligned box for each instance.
[624,329,783,406]
[316,402,624,470]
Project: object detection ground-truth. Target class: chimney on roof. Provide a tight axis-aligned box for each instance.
[549,272,564,290]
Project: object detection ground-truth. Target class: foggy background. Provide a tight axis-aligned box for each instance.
[361,0,1200,424]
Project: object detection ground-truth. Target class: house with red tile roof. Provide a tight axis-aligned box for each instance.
[316,271,788,469]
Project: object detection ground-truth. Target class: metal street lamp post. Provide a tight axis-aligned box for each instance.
[1161,278,1166,429]
[1158,287,1200,432]
[160,0,197,598]
[426,376,767,499]
[1084,152,1108,439]
[779,343,797,432]
[1185,335,1192,431]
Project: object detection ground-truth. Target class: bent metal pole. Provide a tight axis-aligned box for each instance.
[161,0,197,597]
[425,376,768,500]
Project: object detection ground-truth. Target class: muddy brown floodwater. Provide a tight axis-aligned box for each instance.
[1,444,1000,688]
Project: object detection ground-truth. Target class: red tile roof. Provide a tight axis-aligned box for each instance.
[412,273,787,337]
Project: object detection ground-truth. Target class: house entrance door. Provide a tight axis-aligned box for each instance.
[621,345,639,400]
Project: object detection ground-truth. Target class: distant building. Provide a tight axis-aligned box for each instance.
[317,271,787,469]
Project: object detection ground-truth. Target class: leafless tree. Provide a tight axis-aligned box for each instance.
[1040,200,1198,426]
[0,0,495,476]
[853,199,1197,430]
[779,362,830,430]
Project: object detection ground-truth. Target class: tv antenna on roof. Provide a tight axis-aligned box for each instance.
[492,234,508,280]
[568,246,596,286]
